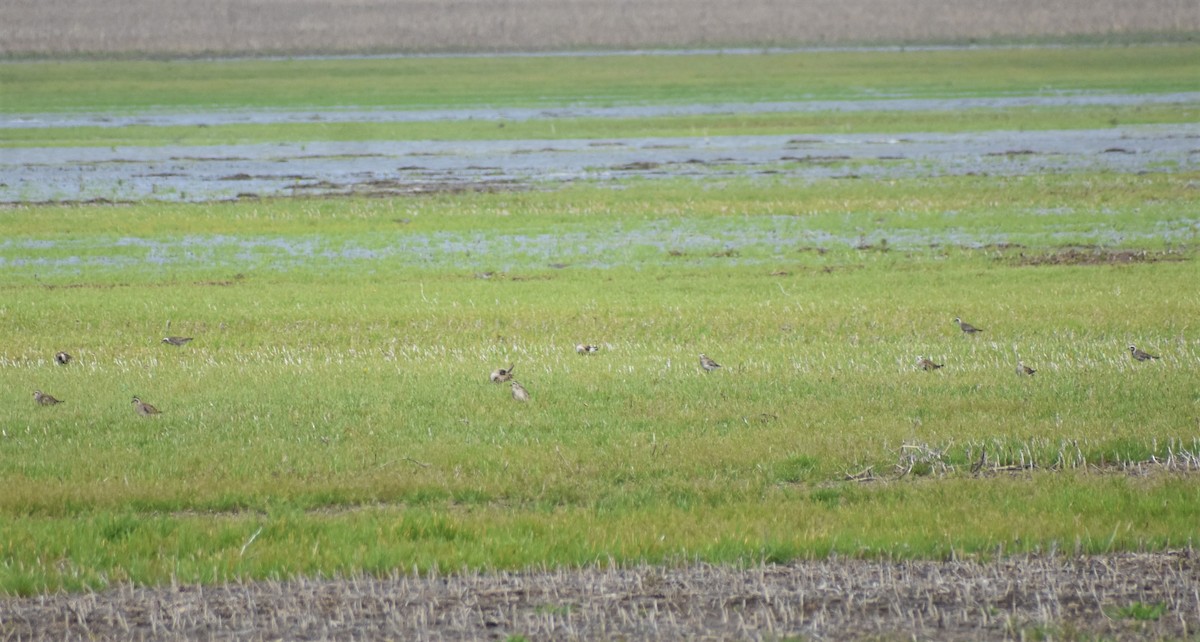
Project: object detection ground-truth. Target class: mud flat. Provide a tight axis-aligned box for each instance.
[3,121,1197,204]
[2,553,1195,640]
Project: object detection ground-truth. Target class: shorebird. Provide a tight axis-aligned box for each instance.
[510,381,530,402]
[55,351,72,365]
[575,344,599,354]
[1017,361,1036,376]
[132,396,161,416]
[490,364,514,383]
[33,390,64,406]
[162,336,193,346]
[1129,345,1159,362]
[699,353,722,372]
[954,317,982,334]
[916,356,943,371]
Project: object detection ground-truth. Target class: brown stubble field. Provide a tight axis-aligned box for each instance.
[3,0,1199,56]
[5,552,1197,641]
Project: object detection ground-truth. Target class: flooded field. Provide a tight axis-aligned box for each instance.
[3,94,1198,204]
[3,92,1198,276]
[4,207,1197,278]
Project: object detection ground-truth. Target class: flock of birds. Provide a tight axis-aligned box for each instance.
[486,345,724,401]
[915,317,1161,374]
[31,321,1163,411]
[31,337,191,413]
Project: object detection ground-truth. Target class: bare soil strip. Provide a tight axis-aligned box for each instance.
[2,553,1195,640]
[4,0,1199,56]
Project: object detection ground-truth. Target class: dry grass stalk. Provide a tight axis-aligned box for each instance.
[2,553,1196,640]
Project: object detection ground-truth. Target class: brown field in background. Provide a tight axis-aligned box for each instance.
[3,0,1199,57]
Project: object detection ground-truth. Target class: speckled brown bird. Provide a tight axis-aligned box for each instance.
[510,381,530,402]
[55,351,72,365]
[916,356,944,371]
[1129,345,1159,362]
[33,390,64,406]
[132,396,161,416]
[490,364,514,383]
[954,317,982,334]
[1017,362,1036,376]
[699,353,722,372]
[575,344,599,354]
[161,336,193,346]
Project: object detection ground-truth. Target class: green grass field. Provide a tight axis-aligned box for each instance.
[3,44,1199,148]
[1,46,1199,596]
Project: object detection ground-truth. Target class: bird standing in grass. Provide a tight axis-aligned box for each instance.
[510,381,530,402]
[490,364,514,383]
[132,396,161,416]
[1129,345,1159,362]
[954,317,982,334]
[916,356,943,371]
[699,353,722,372]
[33,390,64,406]
[575,344,599,354]
[1017,362,1036,376]
[55,351,72,365]
[162,336,193,346]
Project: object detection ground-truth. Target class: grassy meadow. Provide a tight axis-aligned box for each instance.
[2,46,1199,596]
[6,46,1200,115]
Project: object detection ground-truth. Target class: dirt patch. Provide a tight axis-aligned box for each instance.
[1008,247,1191,266]
[3,0,1199,56]
[2,553,1195,641]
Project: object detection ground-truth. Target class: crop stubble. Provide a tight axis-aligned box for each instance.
[3,0,1199,56]
[2,552,1196,640]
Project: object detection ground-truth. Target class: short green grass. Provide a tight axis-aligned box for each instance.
[2,173,1198,595]
[3,45,1197,114]
[3,45,1198,148]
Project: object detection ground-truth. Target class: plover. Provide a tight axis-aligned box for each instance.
[1017,362,1036,376]
[699,354,722,372]
[510,381,530,402]
[33,390,64,406]
[132,396,161,416]
[916,356,943,371]
[55,351,72,365]
[954,317,982,334]
[161,336,193,346]
[575,344,599,354]
[1129,345,1159,362]
[490,364,514,383]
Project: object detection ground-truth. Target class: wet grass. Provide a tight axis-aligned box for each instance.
[3,44,1198,115]
[5,102,1197,147]
[2,172,1199,594]
[2,173,1196,268]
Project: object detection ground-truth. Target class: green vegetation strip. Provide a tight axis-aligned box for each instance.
[3,477,1195,595]
[4,103,1196,147]
[3,45,1198,114]
[2,173,1198,594]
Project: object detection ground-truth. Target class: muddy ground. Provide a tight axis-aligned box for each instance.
[2,552,1196,640]
[4,99,1199,204]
